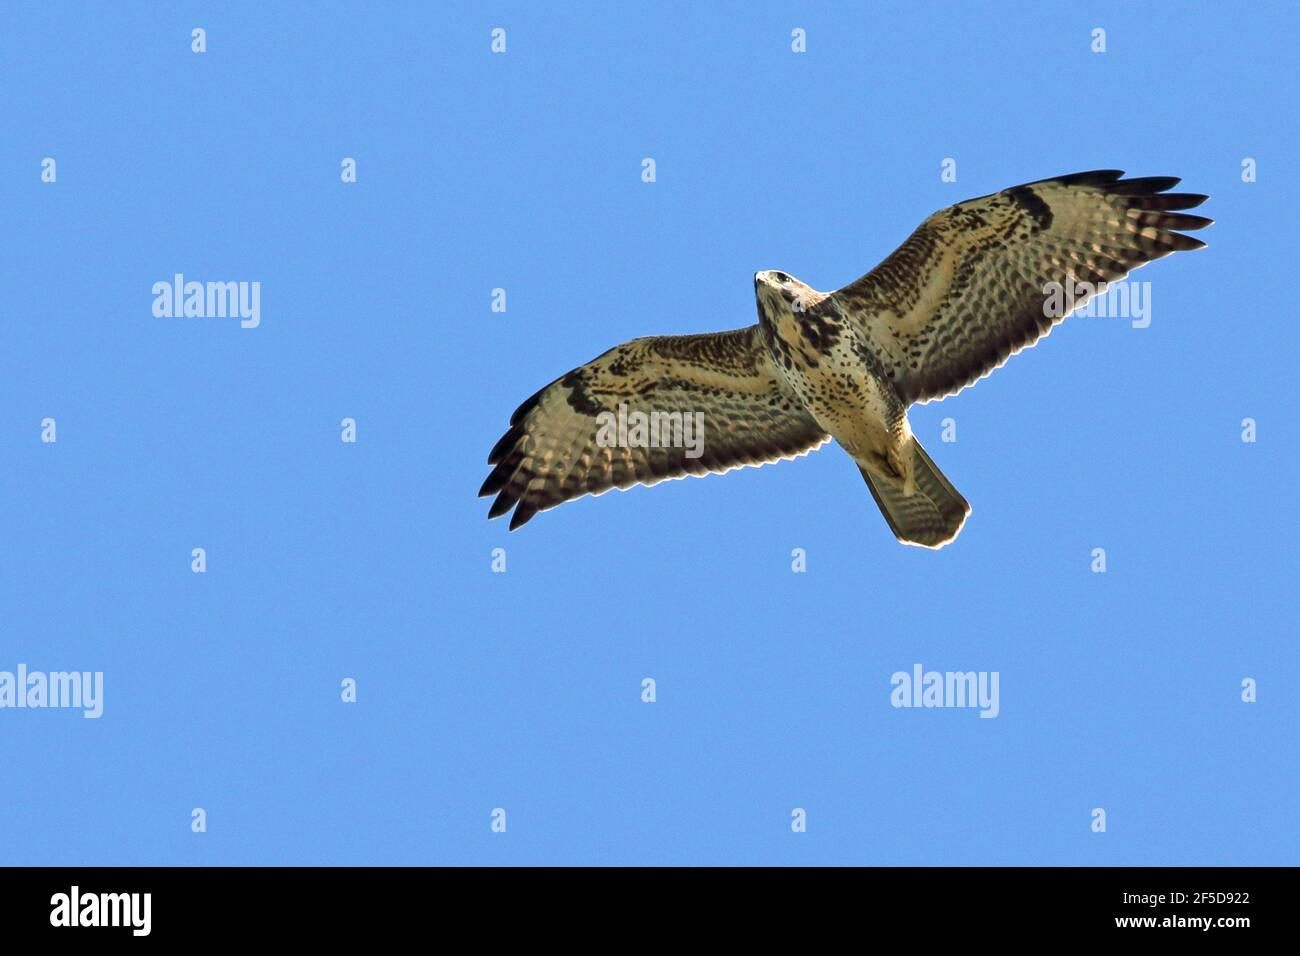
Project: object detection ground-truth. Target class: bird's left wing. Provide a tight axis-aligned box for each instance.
[826,170,1211,405]
[480,325,830,529]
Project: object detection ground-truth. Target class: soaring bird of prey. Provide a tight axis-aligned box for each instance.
[481,170,1210,547]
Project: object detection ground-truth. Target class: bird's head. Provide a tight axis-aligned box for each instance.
[755,270,819,313]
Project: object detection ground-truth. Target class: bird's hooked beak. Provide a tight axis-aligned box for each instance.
[756,270,801,308]
[754,271,784,296]
[756,270,818,314]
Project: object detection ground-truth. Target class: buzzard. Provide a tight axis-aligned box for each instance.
[481,170,1210,547]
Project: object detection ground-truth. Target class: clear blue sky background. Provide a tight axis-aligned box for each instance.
[2,2,1295,865]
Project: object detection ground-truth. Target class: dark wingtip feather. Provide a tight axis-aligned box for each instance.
[1050,169,1125,186]
[488,427,521,465]
[479,463,513,498]
[1170,234,1208,252]
[488,491,518,520]
[1140,192,1209,210]
[1153,212,1214,231]
[1109,175,1181,194]
[509,386,546,427]
[508,502,538,530]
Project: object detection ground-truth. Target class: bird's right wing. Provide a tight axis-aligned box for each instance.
[827,170,1211,405]
[480,325,830,529]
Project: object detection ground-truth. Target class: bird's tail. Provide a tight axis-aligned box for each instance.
[859,439,970,549]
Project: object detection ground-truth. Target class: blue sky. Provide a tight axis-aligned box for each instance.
[2,2,1295,865]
